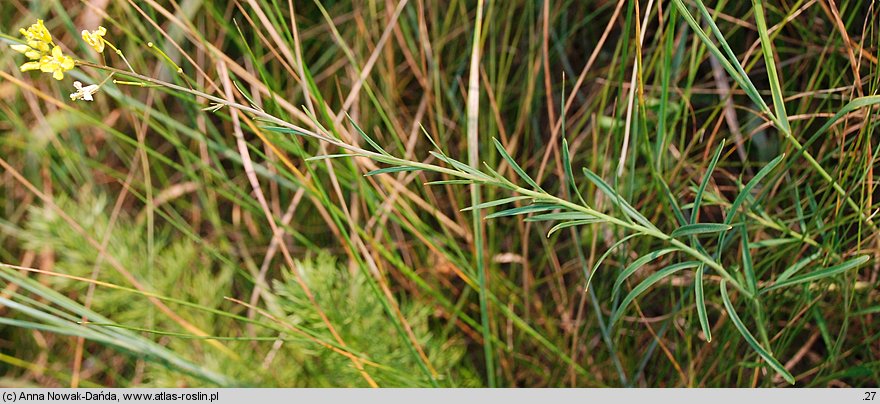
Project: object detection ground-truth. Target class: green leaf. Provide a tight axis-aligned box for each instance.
[461,196,531,212]
[807,96,880,144]
[692,140,725,224]
[695,264,711,342]
[492,138,542,190]
[658,176,688,227]
[424,179,476,186]
[761,255,870,294]
[364,166,422,176]
[720,280,795,384]
[562,139,586,205]
[610,261,700,328]
[259,125,311,137]
[748,238,798,249]
[429,151,486,178]
[347,114,392,156]
[524,212,597,222]
[585,234,642,293]
[484,204,561,219]
[751,0,790,132]
[669,0,768,114]
[854,306,880,317]
[775,252,821,283]
[547,219,602,237]
[582,168,656,230]
[305,154,352,161]
[740,226,757,294]
[611,248,680,302]
[671,223,732,238]
[725,154,784,225]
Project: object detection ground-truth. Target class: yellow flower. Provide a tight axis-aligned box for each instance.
[81,26,107,53]
[19,20,52,44]
[20,46,75,81]
[10,44,43,60]
[11,20,54,61]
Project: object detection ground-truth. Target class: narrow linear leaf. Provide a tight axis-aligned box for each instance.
[586,233,642,293]
[776,252,821,283]
[610,261,700,328]
[419,123,443,152]
[347,114,392,156]
[854,306,880,317]
[761,255,870,294]
[547,219,602,237]
[671,223,732,238]
[658,176,688,227]
[484,204,561,219]
[492,138,542,190]
[524,212,598,222]
[793,185,808,234]
[806,96,880,145]
[429,151,486,178]
[749,238,798,249]
[461,196,531,212]
[305,154,353,161]
[725,154,785,225]
[670,0,767,113]
[259,125,311,137]
[481,162,515,186]
[611,248,680,302]
[562,139,586,205]
[364,166,422,176]
[720,280,795,384]
[582,168,656,230]
[695,264,711,342]
[740,226,757,293]
[425,179,476,186]
[692,140,725,224]
[751,0,790,132]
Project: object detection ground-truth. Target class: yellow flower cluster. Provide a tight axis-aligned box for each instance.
[82,27,107,53]
[10,20,75,80]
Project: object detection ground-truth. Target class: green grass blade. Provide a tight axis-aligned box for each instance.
[740,226,758,294]
[724,154,785,225]
[761,255,870,294]
[484,204,562,219]
[428,151,487,178]
[691,139,725,224]
[305,154,354,161]
[492,137,542,190]
[364,166,422,176]
[582,167,656,230]
[751,0,790,133]
[776,252,822,283]
[610,261,700,328]
[671,223,732,238]
[611,248,680,302]
[695,264,711,342]
[524,212,599,222]
[586,233,642,293]
[425,179,477,186]
[346,115,392,157]
[669,0,768,115]
[562,138,586,206]
[460,196,532,212]
[546,219,602,237]
[720,280,795,384]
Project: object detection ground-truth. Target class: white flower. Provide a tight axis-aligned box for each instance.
[70,81,99,101]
